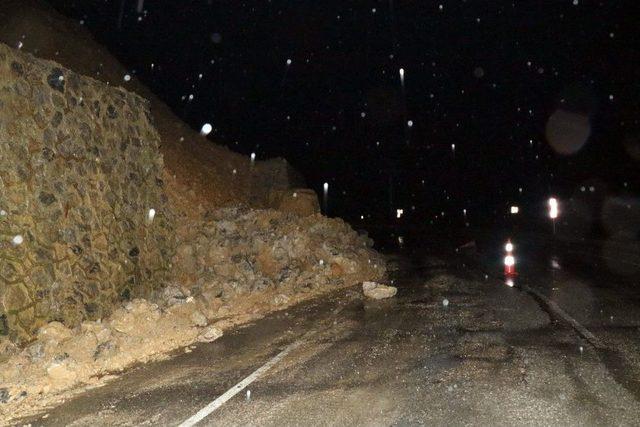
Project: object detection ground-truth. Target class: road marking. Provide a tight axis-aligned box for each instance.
[523,285,606,349]
[178,340,304,427]
[177,301,351,426]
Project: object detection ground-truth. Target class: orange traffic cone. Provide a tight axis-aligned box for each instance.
[504,240,516,276]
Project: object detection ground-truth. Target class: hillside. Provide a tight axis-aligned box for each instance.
[0,0,303,219]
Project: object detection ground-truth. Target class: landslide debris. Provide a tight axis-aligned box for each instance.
[0,208,385,422]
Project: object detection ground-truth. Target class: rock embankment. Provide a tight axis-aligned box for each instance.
[0,42,174,342]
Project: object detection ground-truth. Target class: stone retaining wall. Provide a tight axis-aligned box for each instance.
[0,43,174,342]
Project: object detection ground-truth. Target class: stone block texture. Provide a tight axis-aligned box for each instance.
[0,43,174,342]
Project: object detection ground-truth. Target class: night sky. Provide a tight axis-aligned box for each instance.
[47,0,639,227]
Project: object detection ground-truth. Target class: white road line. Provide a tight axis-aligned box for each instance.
[523,285,606,350]
[177,301,350,426]
[178,340,304,427]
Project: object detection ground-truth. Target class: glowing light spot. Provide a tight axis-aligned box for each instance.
[548,197,559,219]
[124,74,131,82]
[407,120,413,127]
[505,242,514,252]
[396,208,404,219]
[510,206,519,214]
[148,208,156,222]
[323,182,329,192]
[200,123,212,136]
[12,234,23,246]
[504,255,515,267]
[286,58,292,65]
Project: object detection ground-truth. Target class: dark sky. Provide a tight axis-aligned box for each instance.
[47,0,639,226]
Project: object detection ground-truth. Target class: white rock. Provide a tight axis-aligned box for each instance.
[190,310,208,327]
[362,281,397,299]
[47,360,77,383]
[197,326,223,343]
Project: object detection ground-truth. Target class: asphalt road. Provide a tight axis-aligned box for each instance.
[15,232,640,426]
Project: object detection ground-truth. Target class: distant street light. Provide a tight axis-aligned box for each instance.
[548,197,559,234]
[510,206,519,214]
[396,208,404,219]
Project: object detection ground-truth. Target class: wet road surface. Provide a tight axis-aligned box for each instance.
[16,233,640,426]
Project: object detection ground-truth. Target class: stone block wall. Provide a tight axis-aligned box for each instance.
[0,43,174,342]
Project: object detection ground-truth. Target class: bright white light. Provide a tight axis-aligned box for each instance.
[548,197,559,219]
[200,123,213,136]
[451,144,455,151]
[124,74,131,82]
[397,236,404,245]
[399,68,405,82]
[148,208,156,222]
[505,278,515,287]
[323,182,329,192]
[407,120,413,127]
[250,152,256,162]
[12,234,23,246]
[504,255,515,267]
[0,209,6,216]
[510,206,519,214]
[286,59,292,65]
[505,242,513,252]
[396,208,404,219]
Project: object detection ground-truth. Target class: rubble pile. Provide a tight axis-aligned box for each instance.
[170,207,385,309]
[0,207,385,420]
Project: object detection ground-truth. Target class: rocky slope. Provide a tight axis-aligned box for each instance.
[0,0,303,218]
